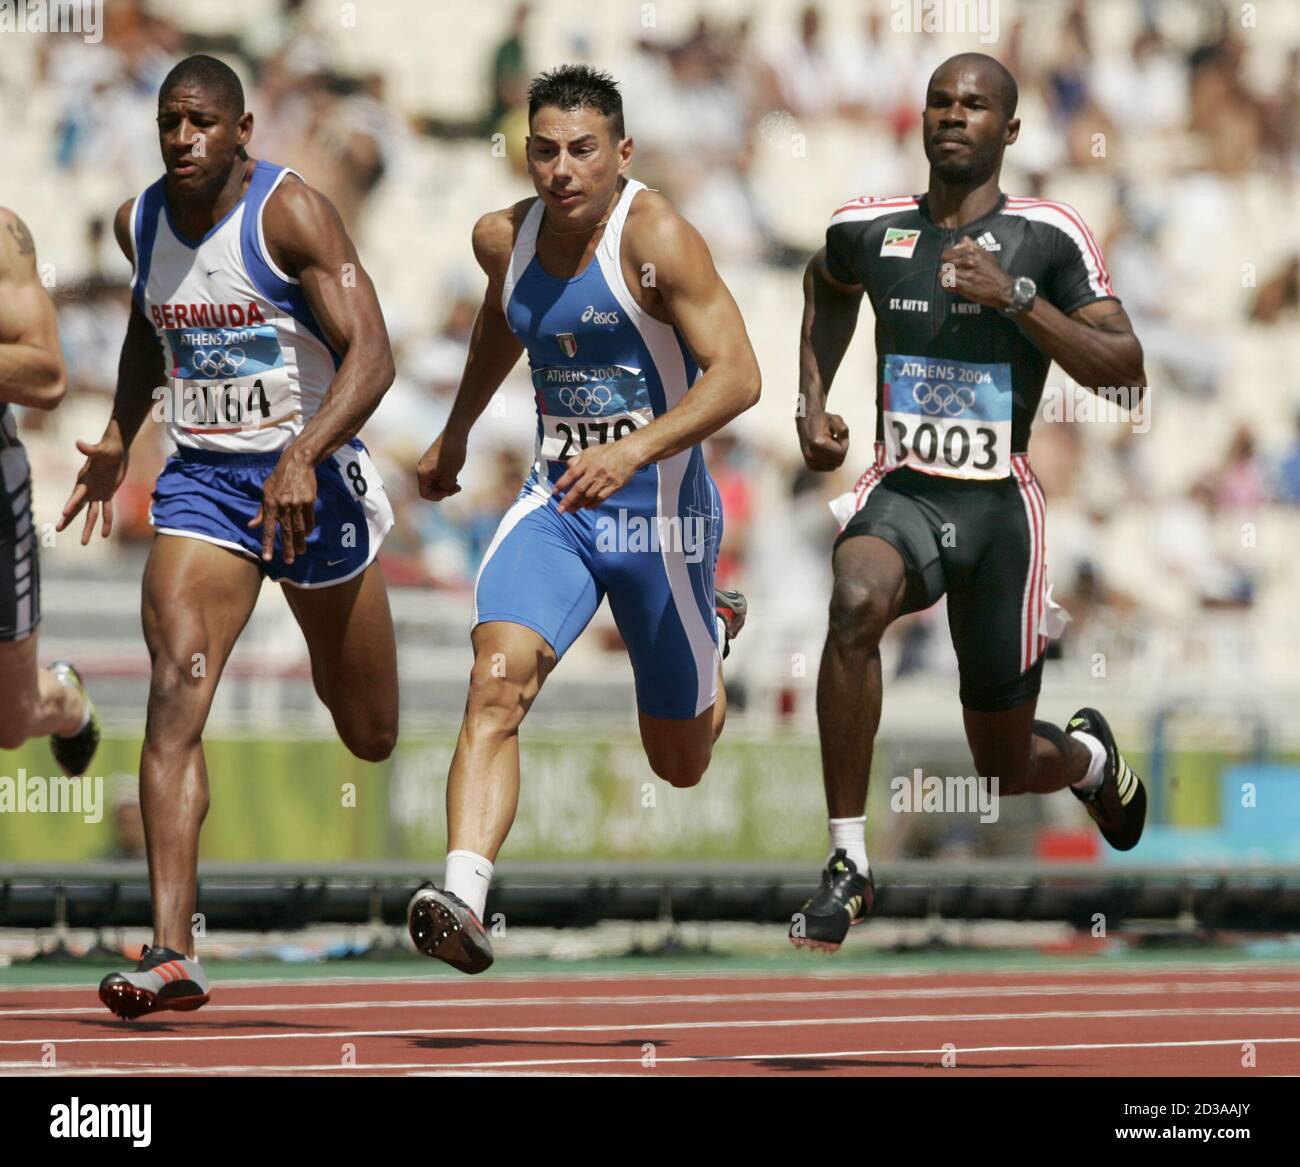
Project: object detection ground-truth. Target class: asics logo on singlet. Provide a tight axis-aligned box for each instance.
[580,305,619,325]
[558,384,614,415]
[912,382,977,417]
[190,348,247,377]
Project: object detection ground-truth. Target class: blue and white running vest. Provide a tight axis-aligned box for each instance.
[474,179,723,719]
[130,160,340,454]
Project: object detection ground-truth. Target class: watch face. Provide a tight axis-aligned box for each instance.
[1009,278,1036,312]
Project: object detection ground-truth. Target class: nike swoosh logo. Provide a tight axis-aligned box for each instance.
[206,268,222,277]
[326,557,347,566]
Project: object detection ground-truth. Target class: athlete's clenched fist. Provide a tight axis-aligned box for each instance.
[798,410,850,472]
[940,236,1015,309]
[416,432,466,501]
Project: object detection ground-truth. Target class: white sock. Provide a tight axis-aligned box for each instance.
[444,849,493,920]
[828,816,869,874]
[1069,731,1106,794]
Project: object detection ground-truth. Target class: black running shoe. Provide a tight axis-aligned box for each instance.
[99,945,210,1020]
[715,587,747,660]
[407,883,494,974]
[1067,707,1147,851]
[48,661,100,777]
[790,848,875,951]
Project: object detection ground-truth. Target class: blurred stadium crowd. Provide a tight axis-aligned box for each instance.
[3,0,1298,712]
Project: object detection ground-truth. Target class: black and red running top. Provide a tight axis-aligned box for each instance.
[824,191,1118,478]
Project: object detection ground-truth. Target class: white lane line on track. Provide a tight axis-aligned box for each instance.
[4,961,1299,994]
[4,1005,1300,1047]
[3,1035,1300,1076]
[5,979,1300,1019]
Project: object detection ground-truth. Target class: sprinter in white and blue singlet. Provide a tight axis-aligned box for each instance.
[406,66,760,974]
[59,56,401,1018]
[792,55,1151,952]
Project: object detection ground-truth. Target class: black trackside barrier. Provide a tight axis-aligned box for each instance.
[3,861,1300,935]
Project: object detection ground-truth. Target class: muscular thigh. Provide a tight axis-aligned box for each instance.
[836,474,946,615]
[600,528,717,720]
[282,560,397,715]
[142,534,263,687]
[601,451,722,722]
[467,619,557,715]
[829,534,910,623]
[474,482,603,660]
[942,470,1045,713]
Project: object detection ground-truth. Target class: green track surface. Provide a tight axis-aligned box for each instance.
[4,945,1300,987]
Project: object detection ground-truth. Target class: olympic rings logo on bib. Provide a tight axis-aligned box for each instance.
[557,384,615,415]
[911,381,977,417]
[882,354,1014,480]
[191,348,247,378]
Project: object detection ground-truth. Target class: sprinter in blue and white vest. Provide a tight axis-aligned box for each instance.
[60,55,401,1019]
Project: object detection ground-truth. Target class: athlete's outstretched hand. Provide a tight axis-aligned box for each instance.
[250,448,317,565]
[58,434,130,545]
[798,410,850,472]
[416,432,465,502]
[940,237,1014,309]
[554,440,642,513]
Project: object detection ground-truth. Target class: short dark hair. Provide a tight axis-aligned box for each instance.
[527,64,624,139]
[159,54,245,116]
[931,52,1019,119]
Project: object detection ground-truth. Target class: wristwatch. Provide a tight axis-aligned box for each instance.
[1003,276,1037,317]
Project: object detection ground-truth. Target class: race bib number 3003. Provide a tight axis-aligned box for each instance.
[881,354,1013,479]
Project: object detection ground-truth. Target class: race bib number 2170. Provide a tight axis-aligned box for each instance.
[881,354,1013,479]
[532,363,653,463]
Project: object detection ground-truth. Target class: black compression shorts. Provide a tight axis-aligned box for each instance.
[835,454,1051,711]
[0,421,39,643]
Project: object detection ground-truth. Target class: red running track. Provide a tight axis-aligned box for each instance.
[1,965,1298,1076]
